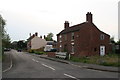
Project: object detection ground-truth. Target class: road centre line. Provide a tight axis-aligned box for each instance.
[41,63,55,71]
[64,73,79,80]
[32,59,39,63]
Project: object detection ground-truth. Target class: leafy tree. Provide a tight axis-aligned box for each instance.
[117,39,120,44]
[110,36,115,43]
[17,40,27,50]
[45,32,54,41]
[0,15,11,50]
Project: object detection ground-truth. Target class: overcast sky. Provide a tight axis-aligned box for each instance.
[0,0,119,41]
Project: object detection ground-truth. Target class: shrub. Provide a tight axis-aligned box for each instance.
[29,49,35,53]
[34,51,46,55]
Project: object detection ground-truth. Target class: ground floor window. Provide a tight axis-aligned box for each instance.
[59,45,62,52]
[72,45,74,53]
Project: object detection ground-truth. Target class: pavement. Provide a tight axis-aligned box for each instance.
[38,54,119,73]
[2,51,12,72]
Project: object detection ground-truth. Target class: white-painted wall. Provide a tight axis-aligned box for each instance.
[31,36,47,49]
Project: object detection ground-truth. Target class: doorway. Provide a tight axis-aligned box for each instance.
[100,46,105,56]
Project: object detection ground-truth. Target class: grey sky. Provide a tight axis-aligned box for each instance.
[0,0,119,41]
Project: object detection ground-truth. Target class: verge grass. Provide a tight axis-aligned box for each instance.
[70,53,120,67]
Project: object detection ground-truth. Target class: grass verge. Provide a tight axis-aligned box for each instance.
[70,53,120,67]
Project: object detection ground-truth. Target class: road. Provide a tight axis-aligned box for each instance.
[3,50,118,79]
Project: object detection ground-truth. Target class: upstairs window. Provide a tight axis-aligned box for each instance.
[64,34,67,41]
[100,34,104,40]
[71,32,74,40]
[59,35,62,42]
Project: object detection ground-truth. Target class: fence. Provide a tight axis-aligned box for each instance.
[55,52,67,59]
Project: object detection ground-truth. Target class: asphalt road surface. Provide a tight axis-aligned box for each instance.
[2,50,118,79]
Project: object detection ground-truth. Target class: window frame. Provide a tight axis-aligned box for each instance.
[100,34,105,40]
[71,32,74,41]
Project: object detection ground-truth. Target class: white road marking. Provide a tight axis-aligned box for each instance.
[32,59,39,63]
[64,73,79,80]
[87,69,102,72]
[42,63,55,71]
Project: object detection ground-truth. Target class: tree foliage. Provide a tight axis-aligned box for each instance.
[117,39,120,44]
[110,36,115,43]
[17,40,27,49]
[0,15,11,49]
[45,32,54,41]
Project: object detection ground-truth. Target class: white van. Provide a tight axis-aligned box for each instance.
[44,45,53,52]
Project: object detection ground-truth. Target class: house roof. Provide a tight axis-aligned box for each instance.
[57,22,90,35]
[57,22,110,36]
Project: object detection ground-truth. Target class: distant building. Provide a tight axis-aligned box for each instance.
[27,32,47,50]
[57,12,110,57]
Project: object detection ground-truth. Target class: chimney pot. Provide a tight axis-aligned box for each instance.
[64,21,69,29]
[40,36,42,38]
[35,32,38,36]
[86,12,92,23]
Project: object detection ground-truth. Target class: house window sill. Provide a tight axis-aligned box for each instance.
[71,40,74,41]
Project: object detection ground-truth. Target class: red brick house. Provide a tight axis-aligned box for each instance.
[57,12,110,57]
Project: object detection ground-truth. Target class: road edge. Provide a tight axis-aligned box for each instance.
[39,55,119,73]
[2,53,13,73]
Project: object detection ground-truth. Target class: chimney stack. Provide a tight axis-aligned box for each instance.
[29,33,31,37]
[86,12,92,23]
[64,21,69,29]
[40,36,42,38]
[35,32,38,36]
[44,35,46,39]
[33,34,35,38]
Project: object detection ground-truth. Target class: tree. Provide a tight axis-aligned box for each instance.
[0,15,11,50]
[45,32,54,41]
[110,36,115,43]
[17,40,27,50]
[117,39,120,44]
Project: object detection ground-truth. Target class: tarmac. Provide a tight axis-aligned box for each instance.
[2,51,12,73]
[2,51,120,73]
[38,54,119,73]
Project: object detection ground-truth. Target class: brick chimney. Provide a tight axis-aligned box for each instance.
[64,21,69,29]
[29,33,31,37]
[40,36,42,38]
[35,32,38,36]
[86,12,92,23]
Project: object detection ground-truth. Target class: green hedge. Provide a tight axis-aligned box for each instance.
[28,49,46,55]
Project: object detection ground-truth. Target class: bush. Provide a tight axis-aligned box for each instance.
[28,49,46,55]
[35,51,46,55]
[29,49,35,53]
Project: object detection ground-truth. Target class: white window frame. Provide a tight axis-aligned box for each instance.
[100,34,105,40]
[59,35,62,42]
[71,32,74,41]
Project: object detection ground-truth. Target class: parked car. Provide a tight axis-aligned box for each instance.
[50,48,57,52]
[44,45,53,52]
[17,49,22,52]
[4,48,11,51]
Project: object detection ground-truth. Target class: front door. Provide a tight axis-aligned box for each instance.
[100,46,105,56]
